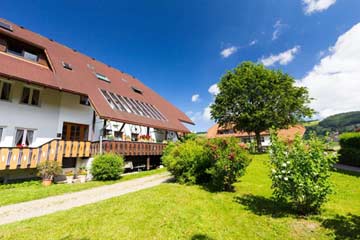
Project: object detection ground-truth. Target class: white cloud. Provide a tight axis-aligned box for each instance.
[302,0,336,15]
[260,46,300,67]
[249,39,258,46]
[272,20,287,41]
[187,105,214,132]
[203,105,212,121]
[298,22,360,118]
[220,46,238,58]
[191,94,200,102]
[208,83,220,95]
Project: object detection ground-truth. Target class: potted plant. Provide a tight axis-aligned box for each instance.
[76,167,87,183]
[64,170,74,184]
[37,161,62,186]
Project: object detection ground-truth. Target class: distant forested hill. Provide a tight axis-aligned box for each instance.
[304,111,360,137]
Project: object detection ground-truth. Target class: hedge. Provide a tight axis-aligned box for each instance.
[338,132,360,167]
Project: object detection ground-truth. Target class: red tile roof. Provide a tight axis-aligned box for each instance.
[207,123,305,142]
[0,18,193,132]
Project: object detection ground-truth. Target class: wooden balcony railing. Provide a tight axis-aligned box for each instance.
[0,140,166,170]
[0,140,91,170]
[91,141,167,156]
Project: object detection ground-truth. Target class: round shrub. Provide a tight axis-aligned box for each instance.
[162,136,251,191]
[206,137,251,191]
[162,138,211,184]
[269,132,337,214]
[91,153,124,180]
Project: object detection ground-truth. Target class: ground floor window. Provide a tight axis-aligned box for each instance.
[62,158,77,168]
[15,129,34,147]
[0,127,3,141]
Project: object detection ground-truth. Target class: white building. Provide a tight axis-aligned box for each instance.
[0,18,193,181]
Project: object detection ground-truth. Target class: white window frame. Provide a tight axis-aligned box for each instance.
[0,79,12,102]
[20,85,42,106]
[14,128,36,147]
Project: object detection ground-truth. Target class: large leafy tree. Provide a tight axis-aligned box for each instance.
[210,61,314,152]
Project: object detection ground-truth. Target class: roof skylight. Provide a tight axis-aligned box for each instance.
[0,21,13,32]
[96,73,110,83]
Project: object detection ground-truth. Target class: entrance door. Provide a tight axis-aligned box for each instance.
[62,122,89,141]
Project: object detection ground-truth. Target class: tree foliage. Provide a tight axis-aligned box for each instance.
[211,61,313,152]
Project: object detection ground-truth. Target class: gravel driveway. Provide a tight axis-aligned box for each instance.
[0,172,172,225]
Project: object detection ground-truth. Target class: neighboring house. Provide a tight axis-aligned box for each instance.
[207,124,306,147]
[0,19,193,181]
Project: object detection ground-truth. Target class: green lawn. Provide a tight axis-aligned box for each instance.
[0,168,167,206]
[0,155,359,239]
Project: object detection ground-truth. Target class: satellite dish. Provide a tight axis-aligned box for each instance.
[167,131,175,139]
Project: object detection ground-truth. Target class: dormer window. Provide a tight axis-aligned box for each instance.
[7,44,39,63]
[23,51,39,62]
[0,33,50,68]
[0,21,13,32]
[96,73,110,83]
[132,86,143,95]
[62,62,72,70]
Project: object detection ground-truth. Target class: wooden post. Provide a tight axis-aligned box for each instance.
[146,156,150,170]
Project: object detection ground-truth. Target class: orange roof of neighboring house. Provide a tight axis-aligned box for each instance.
[207,124,305,142]
[0,18,193,133]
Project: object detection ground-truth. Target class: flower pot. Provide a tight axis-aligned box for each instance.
[66,176,74,184]
[42,179,52,186]
[77,175,86,183]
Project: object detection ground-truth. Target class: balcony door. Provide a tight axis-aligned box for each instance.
[62,122,89,141]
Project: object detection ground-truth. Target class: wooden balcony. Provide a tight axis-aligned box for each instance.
[91,140,167,156]
[0,140,166,170]
[0,140,91,170]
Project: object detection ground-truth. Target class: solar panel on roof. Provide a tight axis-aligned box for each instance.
[0,21,13,32]
[100,89,167,121]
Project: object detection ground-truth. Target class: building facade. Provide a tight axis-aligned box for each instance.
[207,124,306,148]
[0,19,193,182]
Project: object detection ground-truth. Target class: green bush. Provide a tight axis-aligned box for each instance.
[162,137,250,191]
[339,132,360,147]
[206,138,251,191]
[91,153,124,180]
[162,139,211,184]
[37,161,62,181]
[269,132,337,214]
[339,132,360,166]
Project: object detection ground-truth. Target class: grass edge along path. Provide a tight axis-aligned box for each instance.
[0,168,167,207]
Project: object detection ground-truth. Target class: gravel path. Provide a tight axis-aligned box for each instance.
[0,172,172,226]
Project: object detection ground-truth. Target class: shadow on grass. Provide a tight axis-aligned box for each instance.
[322,214,360,240]
[234,194,294,218]
[332,168,360,178]
[191,234,215,240]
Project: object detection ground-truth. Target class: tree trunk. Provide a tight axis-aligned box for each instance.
[255,131,262,153]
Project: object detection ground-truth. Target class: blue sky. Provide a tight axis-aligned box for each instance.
[2,0,360,132]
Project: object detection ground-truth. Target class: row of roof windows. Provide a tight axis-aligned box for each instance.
[100,89,167,121]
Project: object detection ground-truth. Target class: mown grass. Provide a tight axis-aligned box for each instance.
[0,155,359,239]
[0,168,167,206]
